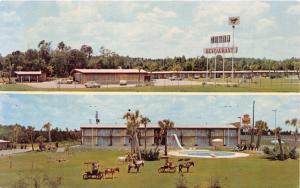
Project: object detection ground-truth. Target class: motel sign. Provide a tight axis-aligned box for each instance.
[204,47,238,54]
[211,35,230,44]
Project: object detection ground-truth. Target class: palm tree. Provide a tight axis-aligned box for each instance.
[285,118,299,146]
[123,110,142,159]
[27,126,35,151]
[42,122,52,142]
[255,120,268,149]
[80,45,93,59]
[141,116,151,150]
[13,125,22,143]
[57,41,66,51]
[273,127,284,160]
[158,119,174,156]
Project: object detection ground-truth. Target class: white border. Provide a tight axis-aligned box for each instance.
[169,149,250,159]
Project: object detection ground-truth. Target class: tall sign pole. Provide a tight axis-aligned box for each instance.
[229,16,240,79]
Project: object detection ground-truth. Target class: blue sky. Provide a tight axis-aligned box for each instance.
[0,1,299,60]
[0,93,299,131]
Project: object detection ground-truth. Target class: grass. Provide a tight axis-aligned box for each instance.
[0,80,299,92]
[0,148,298,188]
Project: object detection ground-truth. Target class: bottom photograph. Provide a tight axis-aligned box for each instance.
[0,93,299,188]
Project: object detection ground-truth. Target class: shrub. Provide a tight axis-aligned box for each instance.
[289,147,299,159]
[263,144,299,160]
[141,147,160,161]
[263,146,271,155]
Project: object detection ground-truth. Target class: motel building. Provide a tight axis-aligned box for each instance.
[150,70,299,79]
[71,69,150,85]
[81,124,240,148]
[0,140,11,150]
[14,71,47,82]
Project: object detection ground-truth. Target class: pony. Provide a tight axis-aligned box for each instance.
[128,160,144,173]
[104,167,120,179]
[178,161,194,173]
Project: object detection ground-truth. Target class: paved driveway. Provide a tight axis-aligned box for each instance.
[0,149,31,157]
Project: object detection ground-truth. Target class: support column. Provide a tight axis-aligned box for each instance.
[29,75,31,82]
[238,128,241,145]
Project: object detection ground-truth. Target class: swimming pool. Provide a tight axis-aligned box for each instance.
[169,150,249,158]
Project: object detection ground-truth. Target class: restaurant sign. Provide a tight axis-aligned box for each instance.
[204,47,238,54]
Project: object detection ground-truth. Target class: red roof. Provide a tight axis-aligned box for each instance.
[73,69,147,74]
[14,71,42,75]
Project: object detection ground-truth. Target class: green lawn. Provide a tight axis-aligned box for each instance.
[0,148,298,188]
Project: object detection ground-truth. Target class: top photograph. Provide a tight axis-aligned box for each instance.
[0,1,299,92]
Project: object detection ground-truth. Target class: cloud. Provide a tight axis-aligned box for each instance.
[0,11,20,24]
[287,3,300,14]
[137,6,176,22]
[193,1,270,25]
[256,17,277,33]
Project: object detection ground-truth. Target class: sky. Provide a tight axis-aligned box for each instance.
[0,93,299,131]
[0,1,299,60]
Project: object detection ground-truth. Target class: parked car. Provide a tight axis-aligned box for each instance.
[58,79,73,84]
[168,76,176,81]
[194,75,200,79]
[174,76,182,81]
[120,80,127,86]
[85,81,101,88]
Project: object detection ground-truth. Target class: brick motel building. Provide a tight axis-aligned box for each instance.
[80,124,240,148]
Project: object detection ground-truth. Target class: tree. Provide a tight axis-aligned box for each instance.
[285,118,299,146]
[26,126,35,151]
[141,116,151,150]
[57,41,66,51]
[158,119,174,156]
[38,40,51,64]
[67,49,88,73]
[273,127,284,160]
[36,135,46,151]
[255,120,268,149]
[80,45,93,59]
[13,125,22,143]
[42,122,52,142]
[123,110,142,159]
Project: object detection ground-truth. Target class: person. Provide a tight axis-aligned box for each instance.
[92,162,99,174]
[164,158,172,168]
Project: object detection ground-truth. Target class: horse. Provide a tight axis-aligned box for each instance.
[104,167,120,179]
[128,160,144,173]
[178,161,194,173]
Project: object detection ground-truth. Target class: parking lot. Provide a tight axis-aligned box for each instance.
[22,79,205,89]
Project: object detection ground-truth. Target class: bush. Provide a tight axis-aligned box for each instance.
[141,147,160,161]
[263,144,299,160]
[262,146,271,155]
[289,147,299,159]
